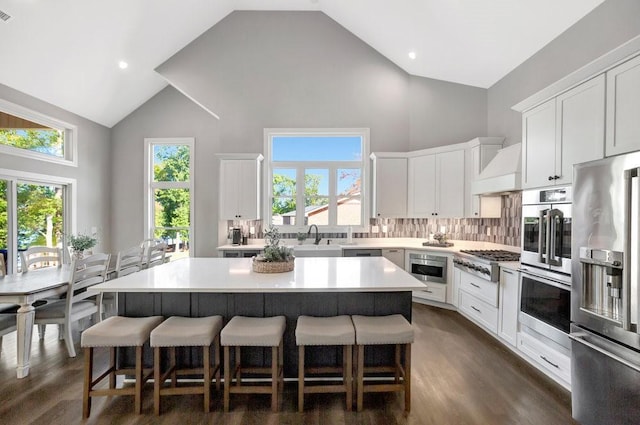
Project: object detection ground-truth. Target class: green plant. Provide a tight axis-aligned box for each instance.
[260,225,293,262]
[68,233,97,252]
[296,232,307,242]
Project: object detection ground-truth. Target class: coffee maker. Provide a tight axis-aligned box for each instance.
[231,227,242,245]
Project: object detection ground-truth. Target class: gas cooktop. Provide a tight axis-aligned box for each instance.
[459,250,521,263]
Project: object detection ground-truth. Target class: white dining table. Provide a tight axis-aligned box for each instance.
[0,265,71,378]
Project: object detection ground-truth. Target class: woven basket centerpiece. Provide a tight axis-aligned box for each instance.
[252,225,295,274]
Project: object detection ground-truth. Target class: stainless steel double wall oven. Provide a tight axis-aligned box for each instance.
[520,187,573,352]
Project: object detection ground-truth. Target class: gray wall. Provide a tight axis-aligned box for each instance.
[109,10,488,252]
[110,86,220,256]
[488,0,640,146]
[0,82,111,252]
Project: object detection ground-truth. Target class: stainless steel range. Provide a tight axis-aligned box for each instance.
[453,250,521,282]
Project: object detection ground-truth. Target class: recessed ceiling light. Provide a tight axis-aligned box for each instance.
[408,51,417,60]
[118,61,128,69]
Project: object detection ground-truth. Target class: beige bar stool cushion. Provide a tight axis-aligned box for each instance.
[221,315,286,346]
[352,314,414,345]
[296,315,355,346]
[81,315,164,347]
[150,316,223,347]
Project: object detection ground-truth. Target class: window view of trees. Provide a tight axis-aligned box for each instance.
[0,110,64,158]
[17,183,63,250]
[151,144,191,257]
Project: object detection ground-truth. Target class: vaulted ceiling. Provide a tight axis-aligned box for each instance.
[0,0,605,127]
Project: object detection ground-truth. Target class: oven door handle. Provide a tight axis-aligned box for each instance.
[538,209,549,264]
[520,268,571,290]
[547,208,563,267]
[623,168,639,332]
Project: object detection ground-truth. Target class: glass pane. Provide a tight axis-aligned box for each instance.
[153,145,190,182]
[272,197,296,225]
[273,168,296,196]
[337,196,361,226]
[17,183,63,251]
[306,197,329,226]
[153,189,190,230]
[154,228,190,261]
[0,111,64,158]
[337,168,361,196]
[272,136,362,161]
[305,169,328,197]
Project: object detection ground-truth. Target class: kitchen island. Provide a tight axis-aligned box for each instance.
[92,256,425,375]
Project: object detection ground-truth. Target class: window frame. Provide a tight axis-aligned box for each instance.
[264,128,370,232]
[0,168,76,274]
[0,98,78,166]
[143,137,195,256]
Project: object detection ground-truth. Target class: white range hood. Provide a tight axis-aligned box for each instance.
[471,143,522,195]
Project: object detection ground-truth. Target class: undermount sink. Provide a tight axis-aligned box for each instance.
[292,244,342,257]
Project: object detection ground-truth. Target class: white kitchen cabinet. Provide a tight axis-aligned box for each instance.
[497,267,520,347]
[517,331,571,388]
[451,267,461,308]
[408,149,464,218]
[370,153,407,218]
[606,54,640,156]
[522,75,605,189]
[382,248,404,268]
[218,154,263,220]
[464,140,503,218]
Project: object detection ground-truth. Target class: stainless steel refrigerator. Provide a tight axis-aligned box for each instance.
[571,151,640,425]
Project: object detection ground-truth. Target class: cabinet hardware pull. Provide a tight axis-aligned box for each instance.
[548,176,554,181]
[503,270,513,275]
[470,282,480,288]
[425,290,433,293]
[540,355,559,369]
[471,306,481,313]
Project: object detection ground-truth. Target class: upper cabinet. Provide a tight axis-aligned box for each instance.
[606,55,640,156]
[218,154,263,220]
[522,75,605,189]
[464,139,503,218]
[408,149,465,218]
[370,153,407,218]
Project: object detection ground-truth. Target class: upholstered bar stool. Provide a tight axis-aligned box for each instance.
[150,316,223,415]
[351,314,414,413]
[220,316,286,412]
[295,315,355,412]
[81,315,164,418]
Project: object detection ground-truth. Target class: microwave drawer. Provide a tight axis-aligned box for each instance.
[459,271,499,307]
[459,291,498,333]
[412,283,446,303]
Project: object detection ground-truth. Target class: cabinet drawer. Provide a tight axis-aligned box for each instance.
[517,332,571,385]
[459,291,498,333]
[459,272,499,306]
[412,283,446,303]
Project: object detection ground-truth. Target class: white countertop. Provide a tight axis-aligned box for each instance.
[92,257,426,293]
[218,238,520,254]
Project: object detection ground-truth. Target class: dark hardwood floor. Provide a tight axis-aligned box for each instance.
[0,303,576,424]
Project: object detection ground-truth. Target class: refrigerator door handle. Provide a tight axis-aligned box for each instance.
[570,332,640,373]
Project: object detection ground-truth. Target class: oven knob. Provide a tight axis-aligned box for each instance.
[482,268,490,275]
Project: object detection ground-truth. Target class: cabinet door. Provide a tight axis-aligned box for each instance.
[372,157,407,218]
[408,154,436,217]
[236,160,260,219]
[219,160,241,219]
[556,74,605,185]
[437,150,465,217]
[498,268,520,347]
[522,99,557,189]
[606,54,640,156]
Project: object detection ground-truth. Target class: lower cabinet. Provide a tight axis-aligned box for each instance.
[497,268,520,347]
[413,282,447,303]
[458,290,498,333]
[220,249,262,258]
[381,248,404,268]
[517,331,571,387]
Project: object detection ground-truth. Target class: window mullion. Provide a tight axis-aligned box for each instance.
[328,166,337,226]
[296,166,305,227]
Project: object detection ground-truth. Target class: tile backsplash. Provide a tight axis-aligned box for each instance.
[229,192,522,247]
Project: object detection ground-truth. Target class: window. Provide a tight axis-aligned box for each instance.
[0,99,77,166]
[144,138,194,259]
[0,169,75,274]
[265,129,369,230]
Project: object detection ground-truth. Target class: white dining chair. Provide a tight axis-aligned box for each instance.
[34,252,111,357]
[115,245,144,278]
[144,242,167,269]
[20,246,63,273]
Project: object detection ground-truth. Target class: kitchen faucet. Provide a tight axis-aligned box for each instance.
[307,224,321,245]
